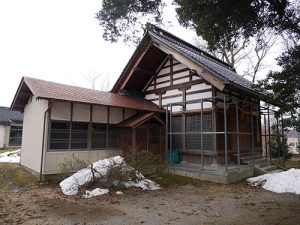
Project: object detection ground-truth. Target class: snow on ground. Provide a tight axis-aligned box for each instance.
[82,188,109,198]
[60,156,161,196]
[0,149,20,163]
[247,168,300,194]
[116,191,123,195]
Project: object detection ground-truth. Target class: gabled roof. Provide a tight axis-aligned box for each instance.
[119,112,165,128]
[112,25,253,94]
[0,106,23,125]
[11,77,164,113]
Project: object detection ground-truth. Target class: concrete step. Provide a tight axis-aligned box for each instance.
[261,165,278,172]
[254,163,284,175]
[242,157,267,165]
[269,169,284,174]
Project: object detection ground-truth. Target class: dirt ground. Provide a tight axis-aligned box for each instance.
[0,163,300,225]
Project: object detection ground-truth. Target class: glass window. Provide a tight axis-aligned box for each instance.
[49,122,70,150]
[108,125,120,149]
[92,123,107,149]
[185,114,213,151]
[70,122,88,150]
[9,125,22,146]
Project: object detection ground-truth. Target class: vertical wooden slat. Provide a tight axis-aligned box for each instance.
[106,106,110,149]
[88,105,93,151]
[69,102,73,150]
[170,57,174,85]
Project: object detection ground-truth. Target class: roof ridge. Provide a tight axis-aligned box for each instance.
[147,24,234,70]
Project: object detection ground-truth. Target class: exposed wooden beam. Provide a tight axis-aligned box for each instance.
[152,39,226,91]
[120,44,152,91]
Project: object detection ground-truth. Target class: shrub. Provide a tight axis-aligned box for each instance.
[58,154,89,173]
[97,159,139,190]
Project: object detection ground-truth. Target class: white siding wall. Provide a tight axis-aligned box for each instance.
[51,102,71,121]
[44,150,122,174]
[109,107,123,124]
[43,102,136,174]
[0,124,5,148]
[4,125,10,147]
[93,105,108,123]
[21,99,49,173]
[73,103,90,122]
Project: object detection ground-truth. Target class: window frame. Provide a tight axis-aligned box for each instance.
[9,125,23,146]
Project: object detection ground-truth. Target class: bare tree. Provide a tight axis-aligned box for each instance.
[193,36,250,68]
[193,29,278,83]
[244,29,277,83]
[83,72,110,91]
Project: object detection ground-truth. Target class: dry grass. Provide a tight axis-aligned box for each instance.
[285,155,300,169]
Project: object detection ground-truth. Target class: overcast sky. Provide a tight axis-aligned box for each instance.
[0,0,281,107]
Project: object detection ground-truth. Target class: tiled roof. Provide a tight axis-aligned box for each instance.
[17,77,164,112]
[148,26,253,90]
[119,112,164,128]
[0,106,23,124]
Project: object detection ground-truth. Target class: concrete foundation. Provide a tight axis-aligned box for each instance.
[169,163,254,184]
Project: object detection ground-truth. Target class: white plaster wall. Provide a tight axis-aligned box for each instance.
[44,150,122,174]
[73,103,90,122]
[21,99,49,173]
[51,101,71,121]
[156,82,170,89]
[186,83,212,92]
[173,63,187,71]
[0,124,5,148]
[173,77,189,85]
[162,96,183,106]
[93,105,108,123]
[4,125,10,147]
[158,67,170,76]
[109,107,123,124]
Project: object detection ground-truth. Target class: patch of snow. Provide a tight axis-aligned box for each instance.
[0,149,20,163]
[59,156,161,196]
[116,191,123,195]
[247,168,300,194]
[82,188,109,198]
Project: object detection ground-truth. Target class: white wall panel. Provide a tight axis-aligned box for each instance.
[158,67,170,76]
[145,93,157,100]
[156,75,170,83]
[186,102,212,110]
[93,105,108,123]
[173,77,190,85]
[156,82,170,89]
[72,103,90,122]
[173,63,187,71]
[186,91,212,101]
[186,83,212,93]
[173,71,189,79]
[51,101,71,121]
[109,107,123,124]
[162,96,183,106]
[163,89,182,97]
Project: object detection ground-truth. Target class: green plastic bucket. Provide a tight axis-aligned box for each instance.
[168,149,180,164]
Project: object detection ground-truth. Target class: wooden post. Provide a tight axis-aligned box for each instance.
[132,128,136,160]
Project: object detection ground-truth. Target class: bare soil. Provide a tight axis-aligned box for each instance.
[0,163,299,225]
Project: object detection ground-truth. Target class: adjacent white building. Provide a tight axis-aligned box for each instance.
[0,106,23,149]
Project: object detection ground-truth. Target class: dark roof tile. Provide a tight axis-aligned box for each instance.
[0,106,23,124]
[148,26,253,90]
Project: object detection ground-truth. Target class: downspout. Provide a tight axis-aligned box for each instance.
[40,102,54,182]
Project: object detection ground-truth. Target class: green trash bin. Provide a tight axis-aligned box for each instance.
[168,149,180,164]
